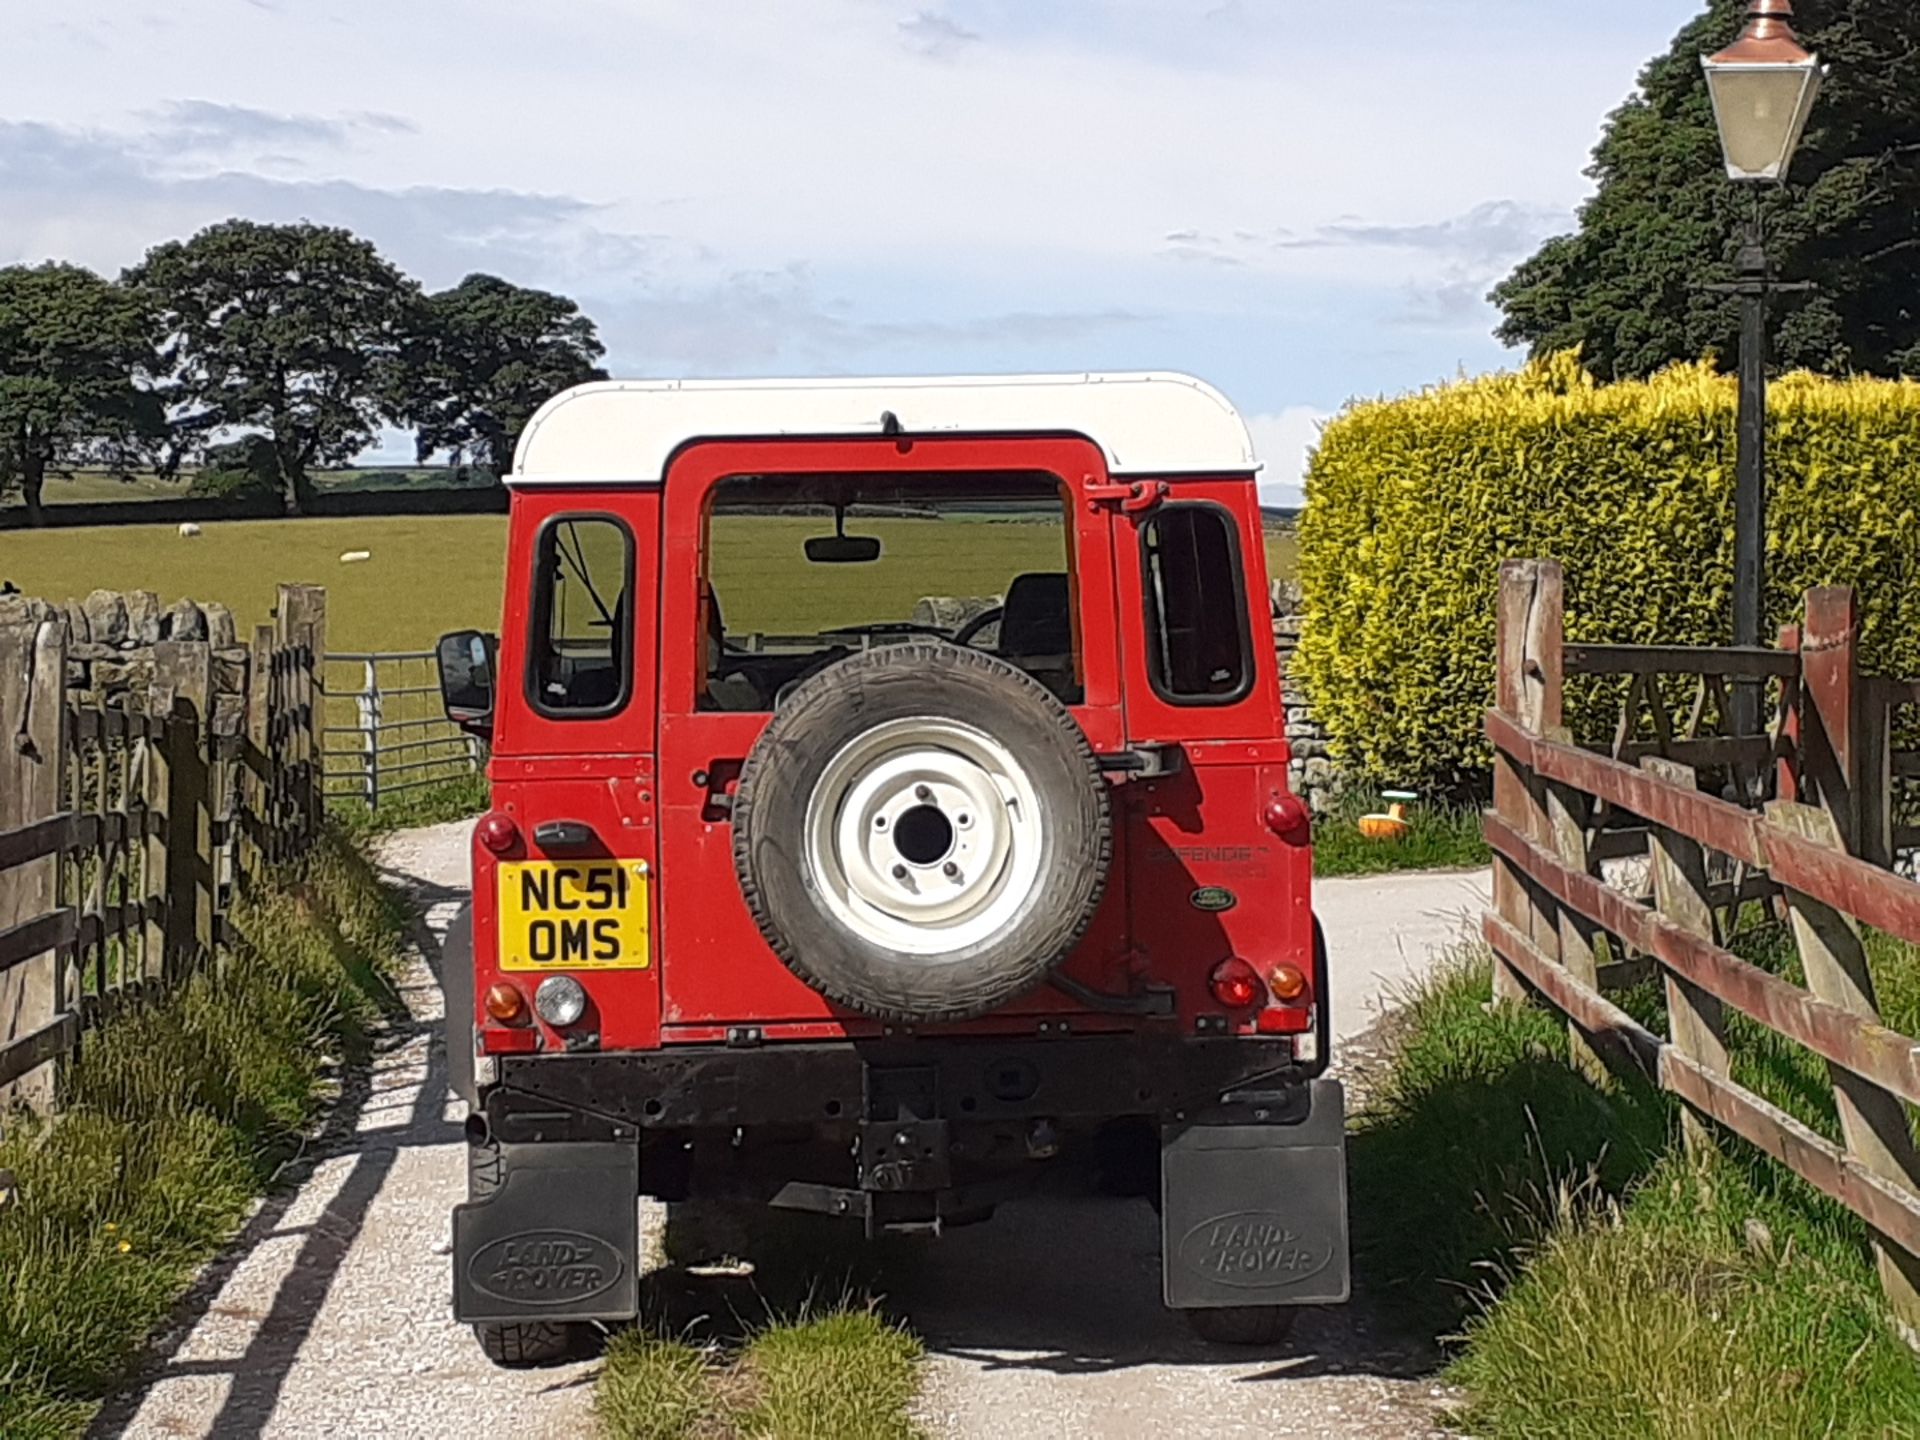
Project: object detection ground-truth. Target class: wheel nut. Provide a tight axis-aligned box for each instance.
[942,861,960,878]
[915,784,933,802]
[891,863,908,880]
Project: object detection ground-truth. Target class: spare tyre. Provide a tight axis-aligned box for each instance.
[732,640,1110,1023]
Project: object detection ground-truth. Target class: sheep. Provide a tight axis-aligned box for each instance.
[178,522,202,538]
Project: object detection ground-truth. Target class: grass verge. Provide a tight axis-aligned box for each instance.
[0,826,407,1439]
[1312,787,1490,878]
[596,1205,924,1440]
[330,771,490,839]
[595,1307,922,1440]
[1352,941,1920,1439]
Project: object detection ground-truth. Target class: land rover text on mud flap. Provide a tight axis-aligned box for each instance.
[436,373,1347,1364]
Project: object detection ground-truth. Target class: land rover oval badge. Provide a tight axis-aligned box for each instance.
[1190,886,1237,913]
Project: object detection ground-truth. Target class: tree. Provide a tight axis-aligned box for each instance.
[400,274,606,474]
[1493,0,1920,380]
[127,220,418,514]
[0,264,163,525]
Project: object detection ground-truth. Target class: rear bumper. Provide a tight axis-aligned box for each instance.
[483,1032,1313,1141]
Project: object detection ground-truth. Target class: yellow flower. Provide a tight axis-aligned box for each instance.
[103,1222,118,1233]
[117,1241,132,1254]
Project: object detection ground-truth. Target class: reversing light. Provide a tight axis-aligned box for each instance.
[1208,958,1265,1011]
[534,975,588,1027]
[484,982,526,1023]
[1268,963,1310,1003]
[477,811,519,855]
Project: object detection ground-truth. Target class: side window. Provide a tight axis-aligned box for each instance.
[1141,505,1252,704]
[527,515,633,717]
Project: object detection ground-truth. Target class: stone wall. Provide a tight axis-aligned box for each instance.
[0,587,248,731]
[1273,581,1345,815]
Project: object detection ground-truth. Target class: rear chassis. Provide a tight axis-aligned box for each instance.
[452,1027,1350,1328]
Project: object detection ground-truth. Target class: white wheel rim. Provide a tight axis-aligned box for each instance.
[804,717,1045,957]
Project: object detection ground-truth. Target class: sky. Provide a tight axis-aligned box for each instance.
[4,0,1706,503]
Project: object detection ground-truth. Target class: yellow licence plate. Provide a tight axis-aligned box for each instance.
[497,861,650,972]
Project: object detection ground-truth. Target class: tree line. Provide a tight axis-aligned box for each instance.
[0,219,607,523]
[1494,0,1920,382]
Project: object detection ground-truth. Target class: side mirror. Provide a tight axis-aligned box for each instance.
[436,630,497,738]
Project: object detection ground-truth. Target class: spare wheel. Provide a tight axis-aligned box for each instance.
[731,641,1110,1023]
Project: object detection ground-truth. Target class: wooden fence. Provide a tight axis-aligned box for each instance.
[321,650,485,811]
[1485,558,1920,1328]
[0,584,327,1117]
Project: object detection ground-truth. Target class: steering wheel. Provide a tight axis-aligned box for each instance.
[952,606,1006,649]
[818,622,955,640]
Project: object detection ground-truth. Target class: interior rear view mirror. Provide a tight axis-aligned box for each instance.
[804,534,883,564]
[436,629,498,736]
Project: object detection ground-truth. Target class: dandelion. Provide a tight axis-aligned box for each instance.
[103,1222,118,1233]
[117,1240,132,1254]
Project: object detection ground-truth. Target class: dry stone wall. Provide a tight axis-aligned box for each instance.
[1272,581,1344,815]
[0,587,248,731]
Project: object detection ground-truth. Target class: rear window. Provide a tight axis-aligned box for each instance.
[1140,504,1252,704]
[526,514,633,717]
[699,471,1081,711]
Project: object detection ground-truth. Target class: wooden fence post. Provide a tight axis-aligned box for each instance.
[1492,559,1565,1004]
[0,617,68,1116]
[1859,678,1895,872]
[1542,752,1607,1085]
[155,642,213,983]
[1766,799,1920,1331]
[277,585,327,854]
[245,623,273,883]
[1644,756,1731,1161]
[1801,587,1862,857]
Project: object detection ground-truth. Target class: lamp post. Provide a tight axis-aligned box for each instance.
[1700,0,1824,692]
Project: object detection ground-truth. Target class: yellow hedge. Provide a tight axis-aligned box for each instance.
[1296,352,1920,790]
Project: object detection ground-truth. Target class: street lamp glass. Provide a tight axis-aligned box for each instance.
[1703,60,1823,182]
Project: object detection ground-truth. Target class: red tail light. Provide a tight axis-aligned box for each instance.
[1209,958,1265,1011]
[477,811,519,855]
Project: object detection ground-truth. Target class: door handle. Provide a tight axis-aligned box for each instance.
[534,820,598,851]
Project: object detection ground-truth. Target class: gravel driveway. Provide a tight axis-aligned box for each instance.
[100,821,1486,1439]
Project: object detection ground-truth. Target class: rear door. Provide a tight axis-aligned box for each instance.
[652,436,1136,1037]
[1113,485,1314,1026]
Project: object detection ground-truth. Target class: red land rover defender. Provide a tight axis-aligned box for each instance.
[435,373,1347,1363]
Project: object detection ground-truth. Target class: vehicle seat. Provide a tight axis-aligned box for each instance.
[997,572,1080,702]
[703,586,765,712]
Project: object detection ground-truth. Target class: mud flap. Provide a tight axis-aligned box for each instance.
[1160,1078,1350,1308]
[452,1141,640,1325]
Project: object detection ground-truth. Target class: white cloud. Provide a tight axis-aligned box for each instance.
[4,0,1702,448]
[1245,407,1331,509]
[897,11,982,60]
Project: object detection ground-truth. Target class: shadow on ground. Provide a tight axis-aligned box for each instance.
[643,1190,1439,1385]
[89,873,468,1440]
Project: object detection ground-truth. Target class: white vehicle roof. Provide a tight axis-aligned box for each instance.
[509,372,1258,484]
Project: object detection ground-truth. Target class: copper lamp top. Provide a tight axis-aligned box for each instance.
[1708,0,1816,67]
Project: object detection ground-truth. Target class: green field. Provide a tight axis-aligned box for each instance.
[3,513,1298,653]
[3,515,511,652]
